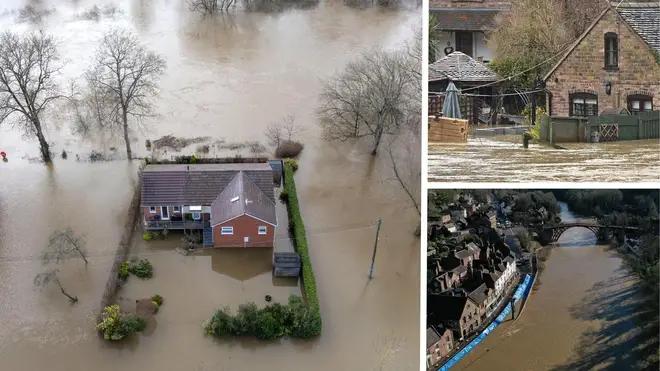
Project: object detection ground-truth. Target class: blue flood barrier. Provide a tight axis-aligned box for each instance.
[437,274,533,371]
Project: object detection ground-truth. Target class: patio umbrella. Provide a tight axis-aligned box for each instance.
[442,81,462,119]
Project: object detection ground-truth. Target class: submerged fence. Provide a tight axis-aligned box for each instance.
[437,274,534,371]
[539,111,659,143]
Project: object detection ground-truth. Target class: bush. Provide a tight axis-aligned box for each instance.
[152,301,160,313]
[142,232,153,241]
[151,294,164,306]
[119,262,130,281]
[284,158,298,172]
[279,190,289,202]
[203,295,318,340]
[96,305,146,340]
[282,161,321,336]
[129,259,153,279]
[275,140,304,158]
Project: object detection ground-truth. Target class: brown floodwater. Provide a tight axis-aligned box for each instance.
[0,1,420,370]
[429,137,660,182]
[453,203,647,371]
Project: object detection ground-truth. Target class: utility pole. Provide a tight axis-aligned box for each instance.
[510,297,515,320]
[369,219,382,280]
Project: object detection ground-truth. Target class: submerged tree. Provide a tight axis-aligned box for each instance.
[86,29,166,159]
[34,269,78,303]
[0,31,64,163]
[43,228,89,264]
[318,48,414,155]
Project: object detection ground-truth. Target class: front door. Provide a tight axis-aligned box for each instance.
[244,236,249,248]
[455,31,473,57]
[161,206,169,220]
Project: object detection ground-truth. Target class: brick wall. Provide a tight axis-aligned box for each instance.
[212,215,275,248]
[430,0,510,8]
[546,8,660,117]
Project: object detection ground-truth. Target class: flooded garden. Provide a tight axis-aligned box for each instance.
[0,1,421,370]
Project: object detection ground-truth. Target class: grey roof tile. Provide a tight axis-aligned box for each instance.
[616,3,660,52]
[429,52,499,82]
[430,8,507,31]
[141,163,274,206]
[210,171,277,226]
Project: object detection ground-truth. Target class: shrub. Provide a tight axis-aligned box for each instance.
[204,307,234,337]
[129,259,153,279]
[152,301,160,313]
[279,190,289,202]
[256,311,280,340]
[151,294,164,306]
[284,158,298,172]
[275,140,304,158]
[118,262,130,281]
[142,232,153,241]
[282,161,321,336]
[96,305,146,341]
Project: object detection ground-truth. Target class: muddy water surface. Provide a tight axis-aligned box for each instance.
[0,1,420,370]
[453,203,646,371]
[429,138,660,182]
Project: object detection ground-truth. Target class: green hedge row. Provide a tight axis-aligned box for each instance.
[282,159,321,336]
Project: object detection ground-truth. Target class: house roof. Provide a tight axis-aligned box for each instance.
[430,8,508,31]
[468,283,490,305]
[616,3,660,52]
[504,255,515,265]
[544,3,660,81]
[455,249,472,259]
[140,163,274,206]
[452,264,468,276]
[426,327,442,348]
[210,171,277,227]
[466,242,480,255]
[429,52,500,83]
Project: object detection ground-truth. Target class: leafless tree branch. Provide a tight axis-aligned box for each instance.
[0,31,65,163]
[34,269,78,303]
[42,228,89,265]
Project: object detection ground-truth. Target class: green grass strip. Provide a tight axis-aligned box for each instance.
[282,159,322,335]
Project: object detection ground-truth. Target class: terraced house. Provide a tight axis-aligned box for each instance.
[544,2,660,117]
[140,163,278,248]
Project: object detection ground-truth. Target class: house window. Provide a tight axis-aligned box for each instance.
[173,206,180,213]
[192,212,201,221]
[221,226,233,235]
[569,93,598,117]
[604,32,618,69]
[149,207,156,213]
[258,226,267,235]
[627,95,653,114]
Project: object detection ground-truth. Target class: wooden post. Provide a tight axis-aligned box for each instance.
[369,219,382,280]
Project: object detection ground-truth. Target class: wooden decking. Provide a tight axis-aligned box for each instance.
[143,220,209,230]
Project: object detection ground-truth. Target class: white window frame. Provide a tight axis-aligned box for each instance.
[258,226,267,235]
[173,206,181,213]
[221,226,234,235]
[149,207,157,214]
[160,206,170,220]
[192,212,201,221]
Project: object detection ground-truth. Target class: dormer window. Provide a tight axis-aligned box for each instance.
[604,32,618,69]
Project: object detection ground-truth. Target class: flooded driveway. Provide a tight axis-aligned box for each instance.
[428,138,660,182]
[0,1,420,370]
[452,203,649,371]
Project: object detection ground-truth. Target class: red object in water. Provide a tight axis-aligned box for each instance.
[0,151,6,158]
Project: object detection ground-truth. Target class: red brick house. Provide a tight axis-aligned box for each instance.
[140,163,277,248]
[428,293,482,340]
[544,2,660,117]
[426,326,454,369]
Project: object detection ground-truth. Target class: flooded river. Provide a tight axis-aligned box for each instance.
[429,137,660,182]
[454,203,648,371]
[0,1,420,370]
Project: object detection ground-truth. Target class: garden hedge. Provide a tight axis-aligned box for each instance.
[282,159,321,336]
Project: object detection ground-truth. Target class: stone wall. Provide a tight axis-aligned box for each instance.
[546,8,660,117]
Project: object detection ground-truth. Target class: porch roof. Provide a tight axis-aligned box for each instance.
[430,8,508,31]
[429,52,499,83]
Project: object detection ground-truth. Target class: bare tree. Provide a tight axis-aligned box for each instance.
[264,115,302,148]
[385,129,420,235]
[86,29,166,159]
[189,0,235,14]
[318,48,413,155]
[0,31,65,163]
[43,228,89,264]
[34,269,78,303]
